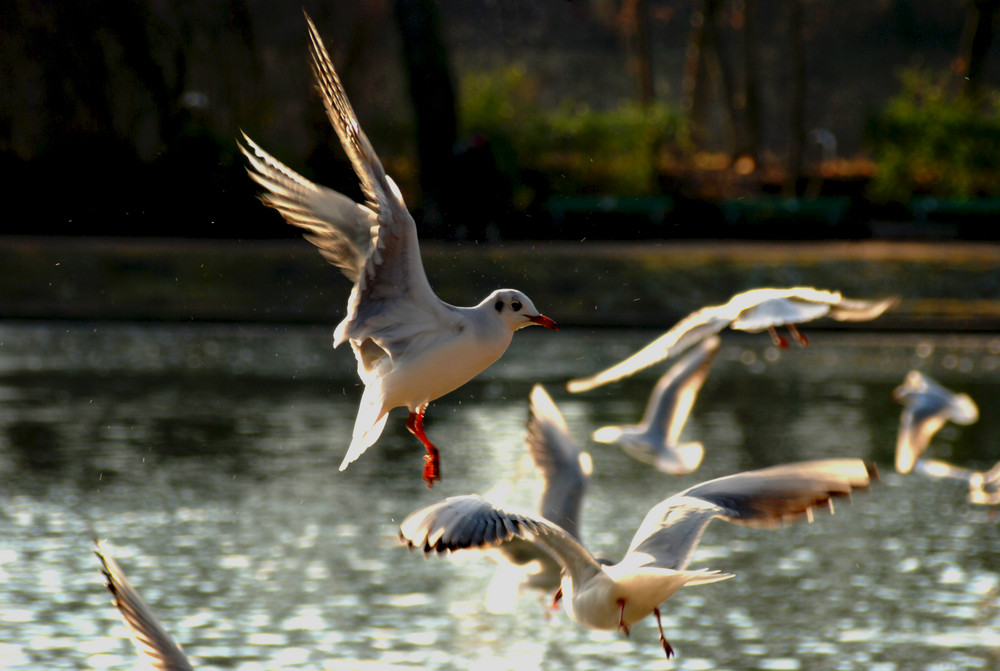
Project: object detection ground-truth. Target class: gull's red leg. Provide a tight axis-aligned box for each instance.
[406,408,440,488]
[767,326,789,349]
[617,599,630,636]
[550,587,563,611]
[653,607,675,658]
[786,323,809,347]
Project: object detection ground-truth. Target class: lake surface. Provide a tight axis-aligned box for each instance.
[1,321,999,670]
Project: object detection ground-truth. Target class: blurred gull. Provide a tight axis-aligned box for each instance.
[400,459,877,658]
[447,384,592,611]
[914,458,1000,505]
[591,335,720,475]
[892,370,979,474]
[567,287,896,393]
[240,13,556,487]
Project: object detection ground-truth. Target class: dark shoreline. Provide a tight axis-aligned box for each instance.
[2,236,999,330]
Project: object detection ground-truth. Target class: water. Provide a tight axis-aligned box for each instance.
[1,321,999,670]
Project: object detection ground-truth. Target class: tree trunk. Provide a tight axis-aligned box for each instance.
[785,0,805,196]
[394,0,457,231]
[634,0,654,105]
[961,0,1000,101]
[740,0,761,163]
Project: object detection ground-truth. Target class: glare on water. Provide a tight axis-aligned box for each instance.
[0,322,999,670]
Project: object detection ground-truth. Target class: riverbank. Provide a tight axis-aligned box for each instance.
[2,236,998,330]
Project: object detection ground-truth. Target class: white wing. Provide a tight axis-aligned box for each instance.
[525,384,590,539]
[95,541,194,671]
[617,459,877,572]
[244,13,461,375]
[399,495,604,590]
[303,15,460,356]
[566,307,730,393]
[912,457,976,483]
[642,335,720,446]
[239,133,374,283]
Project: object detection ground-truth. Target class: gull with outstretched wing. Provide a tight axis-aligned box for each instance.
[400,458,877,658]
[568,287,895,393]
[240,13,556,486]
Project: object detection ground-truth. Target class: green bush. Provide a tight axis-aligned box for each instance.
[459,65,689,195]
[867,68,1000,201]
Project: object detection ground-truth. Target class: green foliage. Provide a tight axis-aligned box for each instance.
[867,68,1000,201]
[458,65,689,195]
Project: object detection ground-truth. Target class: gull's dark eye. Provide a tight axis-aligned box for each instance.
[511,300,522,312]
[494,300,504,312]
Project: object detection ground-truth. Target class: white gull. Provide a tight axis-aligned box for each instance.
[240,13,556,486]
[567,286,895,393]
[481,384,593,611]
[892,370,979,474]
[591,335,720,475]
[400,458,877,658]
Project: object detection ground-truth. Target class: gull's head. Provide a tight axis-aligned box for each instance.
[892,370,929,403]
[488,289,558,332]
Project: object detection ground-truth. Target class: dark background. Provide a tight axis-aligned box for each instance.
[3,0,998,241]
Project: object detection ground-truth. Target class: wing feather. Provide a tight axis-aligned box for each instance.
[618,459,876,572]
[525,385,589,539]
[95,541,194,671]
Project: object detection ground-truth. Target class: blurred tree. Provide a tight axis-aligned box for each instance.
[681,0,759,161]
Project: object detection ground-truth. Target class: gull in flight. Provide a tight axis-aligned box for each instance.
[480,384,593,611]
[240,13,556,486]
[400,458,877,658]
[95,540,193,671]
[913,458,1000,506]
[591,335,720,475]
[567,287,896,393]
[892,370,979,474]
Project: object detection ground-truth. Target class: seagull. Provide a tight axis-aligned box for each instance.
[567,287,896,393]
[591,335,720,475]
[892,370,979,474]
[239,13,557,487]
[94,540,194,671]
[482,384,593,611]
[913,458,1000,506]
[400,458,877,658]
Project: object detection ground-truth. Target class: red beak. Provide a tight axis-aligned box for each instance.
[528,314,559,331]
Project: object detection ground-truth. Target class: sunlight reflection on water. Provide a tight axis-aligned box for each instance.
[0,322,999,669]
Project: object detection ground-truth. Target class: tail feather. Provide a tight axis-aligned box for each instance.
[340,383,388,470]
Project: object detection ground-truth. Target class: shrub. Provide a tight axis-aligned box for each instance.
[458,65,689,196]
[867,68,1000,201]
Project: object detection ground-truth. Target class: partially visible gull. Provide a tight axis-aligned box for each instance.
[913,458,1000,506]
[418,384,592,612]
[240,12,556,487]
[400,459,877,658]
[567,287,895,393]
[95,540,193,671]
[591,335,720,475]
[892,370,979,474]
[95,540,423,670]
